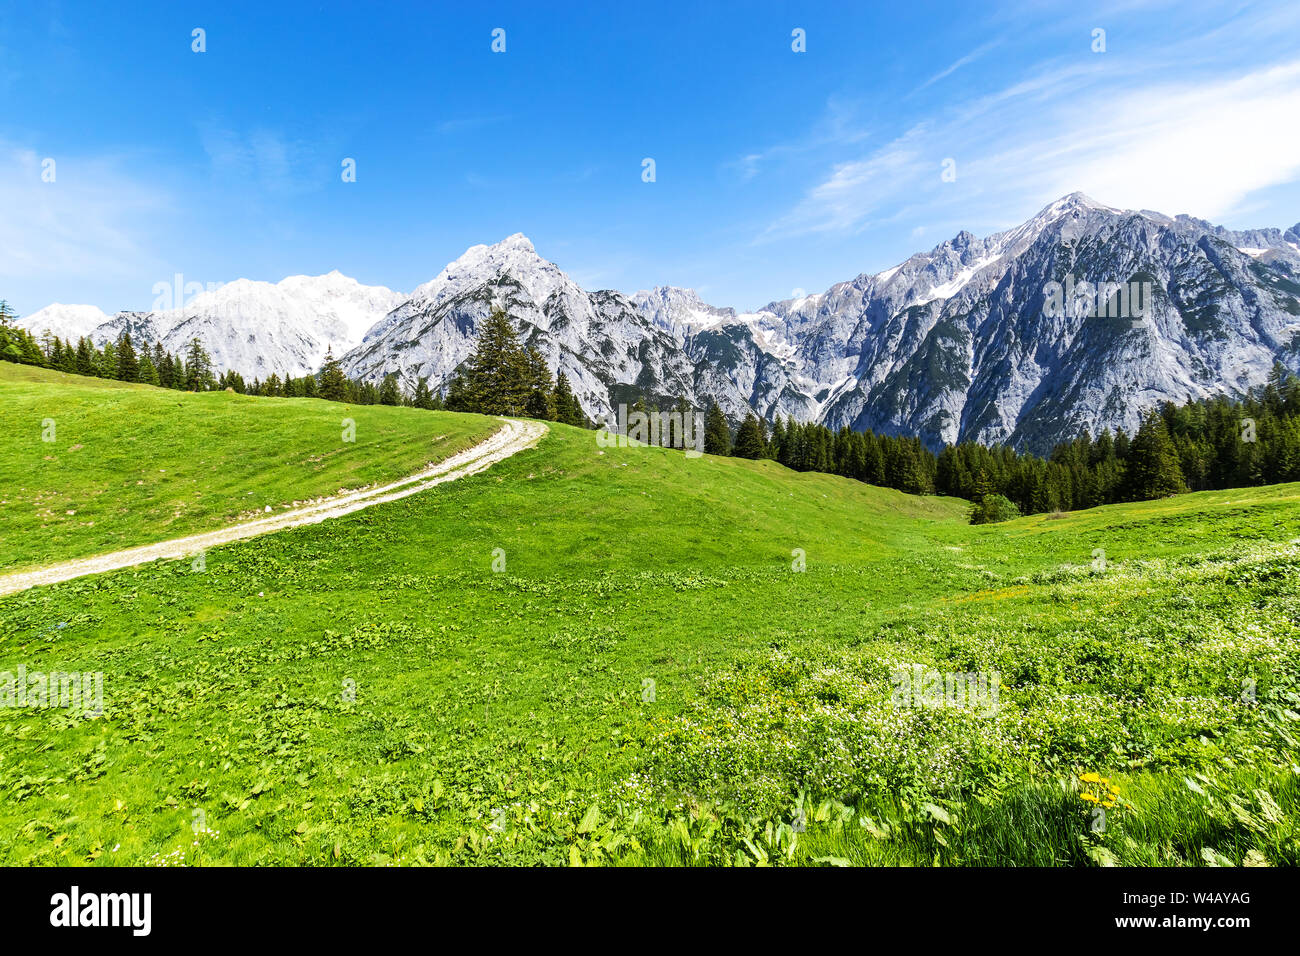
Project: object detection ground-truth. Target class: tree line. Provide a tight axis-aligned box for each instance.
[0,305,590,423]
[6,299,1298,518]
[703,362,1300,520]
[0,313,219,392]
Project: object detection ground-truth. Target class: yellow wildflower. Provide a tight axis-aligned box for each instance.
[1081,772,1101,783]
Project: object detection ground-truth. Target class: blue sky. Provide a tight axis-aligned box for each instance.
[3,0,1300,316]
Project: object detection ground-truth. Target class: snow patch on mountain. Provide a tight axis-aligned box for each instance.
[23,193,1300,454]
[21,274,404,380]
[17,304,111,342]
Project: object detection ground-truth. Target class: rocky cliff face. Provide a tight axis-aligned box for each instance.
[642,193,1300,451]
[23,194,1300,452]
[341,234,697,420]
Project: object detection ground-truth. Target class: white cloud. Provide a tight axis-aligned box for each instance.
[766,58,1300,240]
[198,123,325,195]
[0,144,170,283]
[1028,62,1300,217]
[910,40,1002,95]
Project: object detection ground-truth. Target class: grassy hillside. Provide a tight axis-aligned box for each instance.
[1,377,1297,867]
[0,364,499,571]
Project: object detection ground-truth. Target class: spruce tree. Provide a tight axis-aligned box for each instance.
[863,433,886,485]
[158,352,175,388]
[318,346,348,402]
[412,377,435,410]
[138,352,160,386]
[184,338,213,390]
[732,413,765,459]
[98,340,117,379]
[72,338,92,376]
[379,373,402,406]
[56,338,75,373]
[454,309,531,415]
[1126,411,1185,500]
[703,400,731,456]
[552,372,584,426]
[524,347,554,420]
[117,332,140,382]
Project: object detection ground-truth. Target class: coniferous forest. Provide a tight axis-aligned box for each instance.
[710,367,1300,520]
[5,300,1298,520]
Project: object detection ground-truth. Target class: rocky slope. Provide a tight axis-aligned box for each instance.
[21,194,1300,452]
[20,273,404,381]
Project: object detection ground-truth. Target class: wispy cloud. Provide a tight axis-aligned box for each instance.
[198,123,327,194]
[0,143,171,288]
[721,95,874,185]
[762,54,1300,242]
[759,126,930,239]
[909,39,1002,95]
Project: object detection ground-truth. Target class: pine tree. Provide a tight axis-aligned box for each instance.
[732,413,765,459]
[412,377,436,410]
[116,332,140,382]
[318,346,348,402]
[703,400,730,456]
[184,338,213,390]
[1126,411,1185,500]
[379,373,401,406]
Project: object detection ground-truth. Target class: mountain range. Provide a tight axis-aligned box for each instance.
[21,272,405,382]
[19,193,1300,453]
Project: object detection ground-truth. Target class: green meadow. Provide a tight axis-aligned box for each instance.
[1,368,1297,866]
[0,363,498,572]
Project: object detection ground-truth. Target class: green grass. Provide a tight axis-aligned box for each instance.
[1,369,1297,866]
[0,364,499,571]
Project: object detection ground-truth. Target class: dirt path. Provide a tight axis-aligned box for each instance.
[0,418,548,598]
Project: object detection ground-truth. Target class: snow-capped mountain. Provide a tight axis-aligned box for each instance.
[343,237,820,427]
[18,303,112,343]
[750,192,1300,450]
[21,194,1300,452]
[631,286,739,338]
[339,196,1300,451]
[343,234,698,418]
[19,273,404,380]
